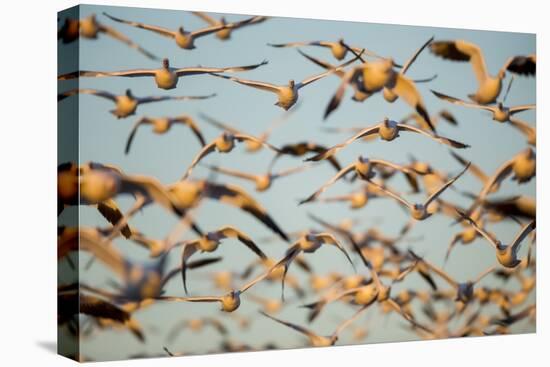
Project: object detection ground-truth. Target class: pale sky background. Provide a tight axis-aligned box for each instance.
[58,4,535,361]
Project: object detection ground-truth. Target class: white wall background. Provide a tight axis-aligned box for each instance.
[0,0,547,366]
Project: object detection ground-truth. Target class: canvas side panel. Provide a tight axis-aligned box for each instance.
[57,4,80,362]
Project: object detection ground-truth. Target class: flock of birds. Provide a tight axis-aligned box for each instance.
[57,9,536,361]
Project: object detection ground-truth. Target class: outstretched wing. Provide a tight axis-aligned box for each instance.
[176,60,268,77]
[125,118,150,155]
[180,142,217,180]
[218,226,267,259]
[299,164,356,204]
[103,12,175,38]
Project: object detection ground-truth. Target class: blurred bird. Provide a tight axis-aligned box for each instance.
[210,51,363,110]
[324,42,433,129]
[456,210,535,268]
[269,141,345,174]
[199,108,295,153]
[430,40,535,104]
[167,180,289,241]
[58,13,158,59]
[408,250,496,304]
[181,132,283,179]
[166,317,227,343]
[299,156,417,205]
[179,226,267,293]
[305,118,468,163]
[58,88,215,118]
[58,58,268,90]
[274,232,355,299]
[260,307,368,347]
[192,12,268,40]
[268,38,381,61]
[125,115,206,154]
[367,163,470,220]
[103,12,262,49]
[202,164,309,192]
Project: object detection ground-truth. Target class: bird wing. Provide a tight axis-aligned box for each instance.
[297,49,344,76]
[473,265,496,284]
[180,142,217,180]
[454,209,499,250]
[218,226,267,259]
[96,198,132,238]
[235,134,282,153]
[191,12,219,26]
[102,12,175,38]
[508,117,535,144]
[79,294,131,323]
[502,55,536,76]
[400,36,434,75]
[138,93,216,104]
[260,311,317,339]
[191,24,227,38]
[324,67,362,119]
[397,123,469,148]
[431,90,495,112]
[419,256,458,288]
[315,233,355,270]
[509,104,536,114]
[268,40,330,48]
[477,158,515,202]
[424,163,470,208]
[450,151,489,184]
[176,60,268,76]
[172,115,207,146]
[510,220,536,253]
[78,229,128,279]
[203,164,257,182]
[366,179,412,209]
[305,125,380,162]
[79,69,157,78]
[98,23,159,60]
[124,117,150,155]
[199,113,242,134]
[456,40,489,84]
[180,242,199,293]
[392,74,434,132]
[203,181,289,241]
[297,52,362,89]
[59,88,117,101]
[298,163,356,204]
[119,174,180,216]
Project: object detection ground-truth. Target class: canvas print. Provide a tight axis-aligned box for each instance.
[57,4,536,362]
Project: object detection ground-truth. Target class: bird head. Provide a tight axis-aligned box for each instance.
[125,89,134,98]
[288,80,296,88]
[162,58,170,69]
[222,131,235,142]
[178,26,186,35]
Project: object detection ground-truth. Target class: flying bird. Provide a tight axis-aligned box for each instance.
[192,12,268,40]
[179,226,267,293]
[430,40,535,104]
[305,118,468,163]
[367,163,470,220]
[181,132,283,179]
[103,12,262,49]
[58,58,268,90]
[58,88,215,118]
[456,211,535,268]
[210,51,363,110]
[58,14,158,60]
[202,164,309,192]
[299,156,416,205]
[125,115,206,154]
